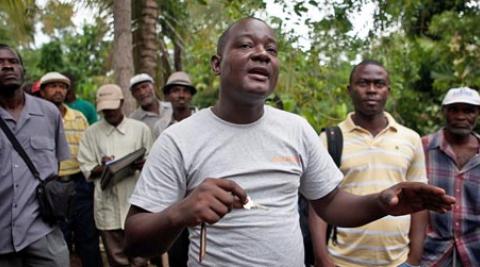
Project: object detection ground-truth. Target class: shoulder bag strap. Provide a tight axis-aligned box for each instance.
[0,116,42,181]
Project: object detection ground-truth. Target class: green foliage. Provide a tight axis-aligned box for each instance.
[23,22,111,101]
[40,0,74,35]
[38,41,65,71]
[4,0,480,135]
[0,0,37,45]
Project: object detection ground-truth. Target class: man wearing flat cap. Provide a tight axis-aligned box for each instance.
[129,73,172,139]
[153,71,198,138]
[77,84,152,267]
[39,72,103,267]
[422,87,480,266]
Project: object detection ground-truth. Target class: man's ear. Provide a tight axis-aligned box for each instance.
[211,55,221,75]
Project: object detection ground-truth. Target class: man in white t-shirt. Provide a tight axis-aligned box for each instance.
[124,17,455,266]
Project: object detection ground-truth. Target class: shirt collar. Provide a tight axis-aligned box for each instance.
[343,111,399,133]
[0,93,45,120]
[427,128,480,151]
[63,104,76,120]
[99,116,128,136]
[23,93,45,117]
[425,129,444,150]
[138,100,171,118]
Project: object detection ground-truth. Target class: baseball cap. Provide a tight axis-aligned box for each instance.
[96,84,124,112]
[442,87,480,106]
[163,71,196,95]
[129,73,154,90]
[39,72,70,88]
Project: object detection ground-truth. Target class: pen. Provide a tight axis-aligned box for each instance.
[199,222,206,263]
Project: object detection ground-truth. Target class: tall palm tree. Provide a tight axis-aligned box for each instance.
[112,0,135,114]
[133,0,158,79]
[0,0,36,45]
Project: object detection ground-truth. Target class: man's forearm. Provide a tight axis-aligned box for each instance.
[311,189,385,227]
[124,205,186,257]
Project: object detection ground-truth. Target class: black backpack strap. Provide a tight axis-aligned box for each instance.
[0,116,42,181]
[324,126,343,167]
[323,126,343,245]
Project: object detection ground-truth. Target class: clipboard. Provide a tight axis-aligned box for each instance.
[100,147,146,190]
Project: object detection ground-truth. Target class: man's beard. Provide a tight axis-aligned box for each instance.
[0,82,22,97]
[140,96,155,107]
[447,125,474,137]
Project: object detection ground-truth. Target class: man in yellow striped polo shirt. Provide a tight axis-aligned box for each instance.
[309,60,427,267]
[39,72,102,267]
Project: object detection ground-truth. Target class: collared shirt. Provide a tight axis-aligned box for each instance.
[59,105,89,176]
[421,129,480,267]
[129,100,172,139]
[77,117,152,230]
[0,94,70,254]
[153,107,199,137]
[321,112,427,267]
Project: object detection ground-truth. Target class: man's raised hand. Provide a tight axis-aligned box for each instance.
[378,182,456,216]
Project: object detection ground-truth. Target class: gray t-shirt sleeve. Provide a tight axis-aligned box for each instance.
[298,120,343,200]
[130,132,187,212]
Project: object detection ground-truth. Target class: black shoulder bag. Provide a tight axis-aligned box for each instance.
[0,116,75,225]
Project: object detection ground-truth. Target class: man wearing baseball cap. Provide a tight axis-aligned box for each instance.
[77,84,152,267]
[129,73,172,139]
[39,72,103,267]
[422,87,480,266]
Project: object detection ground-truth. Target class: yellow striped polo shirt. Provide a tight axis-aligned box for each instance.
[59,105,89,176]
[320,112,427,267]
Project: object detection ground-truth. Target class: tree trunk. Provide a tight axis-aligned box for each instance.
[174,40,182,71]
[133,0,159,78]
[113,0,135,115]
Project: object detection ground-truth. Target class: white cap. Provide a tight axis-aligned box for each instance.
[40,72,70,88]
[442,87,480,106]
[96,84,124,112]
[129,73,154,90]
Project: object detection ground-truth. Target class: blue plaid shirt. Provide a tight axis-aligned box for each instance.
[421,129,480,267]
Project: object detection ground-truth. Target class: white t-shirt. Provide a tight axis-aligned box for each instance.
[130,106,342,266]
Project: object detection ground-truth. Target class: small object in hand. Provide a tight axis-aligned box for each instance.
[198,195,267,263]
[243,196,268,210]
[199,223,206,263]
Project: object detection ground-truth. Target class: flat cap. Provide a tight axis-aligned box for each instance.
[129,73,154,90]
[40,72,71,88]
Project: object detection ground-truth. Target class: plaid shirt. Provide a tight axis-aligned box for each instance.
[421,129,480,267]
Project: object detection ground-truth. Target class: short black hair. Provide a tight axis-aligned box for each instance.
[0,43,24,67]
[349,59,388,84]
[216,17,268,56]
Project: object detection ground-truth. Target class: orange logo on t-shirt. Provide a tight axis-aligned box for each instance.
[272,156,300,164]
